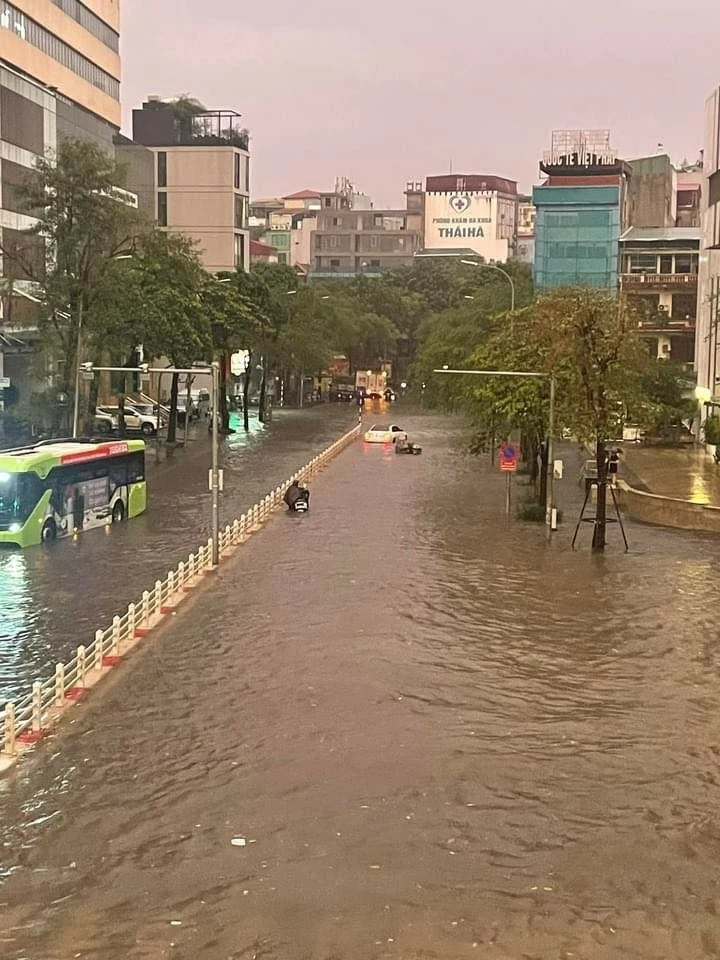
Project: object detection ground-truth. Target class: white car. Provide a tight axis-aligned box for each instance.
[364,423,407,444]
[97,405,158,436]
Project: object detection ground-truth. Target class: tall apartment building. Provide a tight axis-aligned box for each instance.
[619,227,699,366]
[311,183,423,278]
[422,174,517,261]
[696,88,720,404]
[533,130,631,290]
[254,180,366,271]
[132,98,251,272]
[0,0,124,394]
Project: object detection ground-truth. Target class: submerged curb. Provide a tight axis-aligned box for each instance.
[0,424,361,775]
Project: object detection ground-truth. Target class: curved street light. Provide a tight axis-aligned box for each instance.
[460,259,515,313]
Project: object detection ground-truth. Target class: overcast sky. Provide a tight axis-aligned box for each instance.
[121,0,720,206]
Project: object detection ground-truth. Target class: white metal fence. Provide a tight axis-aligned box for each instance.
[1,424,361,765]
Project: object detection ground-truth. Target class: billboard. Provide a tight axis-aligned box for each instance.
[424,191,514,261]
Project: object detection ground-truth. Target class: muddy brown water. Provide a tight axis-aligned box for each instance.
[2,412,720,959]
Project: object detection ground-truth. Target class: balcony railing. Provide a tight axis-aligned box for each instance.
[621,272,697,289]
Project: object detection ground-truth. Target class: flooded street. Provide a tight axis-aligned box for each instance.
[0,405,357,701]
[2,412,720,958]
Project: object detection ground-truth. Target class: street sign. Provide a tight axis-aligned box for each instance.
[500,443,517,473]
[0,377,10,388]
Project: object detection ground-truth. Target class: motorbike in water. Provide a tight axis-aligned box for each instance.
[284,481,310,513]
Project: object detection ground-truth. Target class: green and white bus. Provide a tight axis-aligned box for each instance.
[0,439,147,548]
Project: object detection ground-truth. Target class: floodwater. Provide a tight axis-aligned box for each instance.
[624,444,720,505]
[2,412,720,959]
[0,405,357,701]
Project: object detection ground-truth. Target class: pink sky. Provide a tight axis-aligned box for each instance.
[121,0,719,206]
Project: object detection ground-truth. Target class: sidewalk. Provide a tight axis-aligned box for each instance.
[621,444,720,506]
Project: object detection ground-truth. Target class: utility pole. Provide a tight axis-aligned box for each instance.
[210,360,220,566]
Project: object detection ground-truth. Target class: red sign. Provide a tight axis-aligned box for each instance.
[499,443,517,473]
[61,442,129,465]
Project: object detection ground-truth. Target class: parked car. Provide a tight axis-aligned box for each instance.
[92,409,114,435]
[127,403,166,425]
[97,405,158,436]
[364,423,407,444]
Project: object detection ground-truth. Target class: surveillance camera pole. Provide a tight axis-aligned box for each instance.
[71,300,84,438]
[210,360,220,566]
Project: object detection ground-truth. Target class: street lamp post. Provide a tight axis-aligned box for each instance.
[460,259,516,313]
[434,367,557,529]
[210,360,220,565]
[78,362,223,564]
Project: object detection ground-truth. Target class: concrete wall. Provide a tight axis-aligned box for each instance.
[627,155,676,228]
[616,479,720,533]
[697,87,720,398]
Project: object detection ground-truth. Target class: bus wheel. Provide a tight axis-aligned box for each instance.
[112,501,125,523]
[41,519,57,543]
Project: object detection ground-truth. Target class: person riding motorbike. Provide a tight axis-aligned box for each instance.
[284,480,310,510]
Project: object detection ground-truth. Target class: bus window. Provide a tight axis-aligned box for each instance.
[127,452,145,483]
[0,472,43,525]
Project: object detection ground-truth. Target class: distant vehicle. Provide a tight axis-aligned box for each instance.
[356,372,387,400]
[384,388,397,402]
[190,388,211,418]
[0,438,147,547]
[395,436,422,455]
[92,409,115,435]
[364,423,407,444]
[335,385,356,402]
[128,402,165,423]
[97,405,158,436]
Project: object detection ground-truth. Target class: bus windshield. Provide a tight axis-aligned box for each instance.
[0,471,42,526]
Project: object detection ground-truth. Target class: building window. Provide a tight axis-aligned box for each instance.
[330,259,340,268]
[659,254,673,274]
[0,2,120,100]
[0,86,44,155]
[370,259,381,268]
[277,252,287,265]
[674,253,698,274]
[51,0,119,51]
[234,153,240,190]
[235,194,247,229]
[157,152,167,188]
[245,156,250,193]
[627,253,657,274]
[157,191,167,227]
[709,170,720,207]
[672,293,697,319]
[235,233,245,269]
[325,198,332,207]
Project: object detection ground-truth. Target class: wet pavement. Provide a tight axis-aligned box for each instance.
[2,413,720,959]
[0,405,357,702]
[622,445,720,505]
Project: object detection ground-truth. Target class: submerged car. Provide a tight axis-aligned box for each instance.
[364,423,407,444]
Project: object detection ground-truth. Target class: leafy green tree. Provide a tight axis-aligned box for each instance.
[533,288,650,549]
[637,360,695,439]
[202,277,257,432]
[102,231,210,441]
[0,138,145,432]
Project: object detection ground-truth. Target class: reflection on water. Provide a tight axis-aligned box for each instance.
[2,414,720,958]
[0,407,356,701]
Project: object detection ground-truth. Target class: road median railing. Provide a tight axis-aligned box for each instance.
[0,423,361,773]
